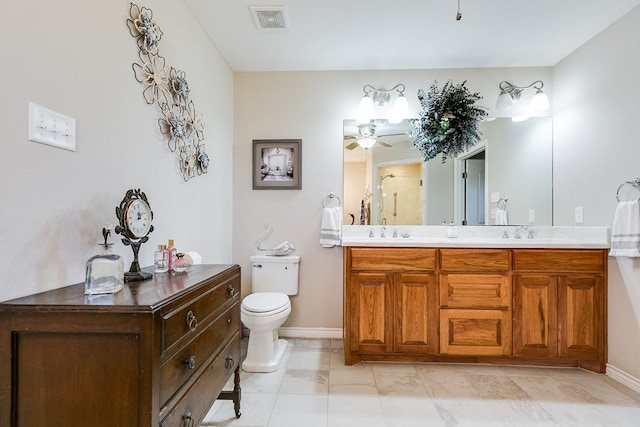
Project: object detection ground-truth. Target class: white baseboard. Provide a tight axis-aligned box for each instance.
[242,327,344,339]
[279,327,343,339]
[606,363,640,394]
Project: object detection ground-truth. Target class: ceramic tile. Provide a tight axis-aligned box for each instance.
[202,338,640,427]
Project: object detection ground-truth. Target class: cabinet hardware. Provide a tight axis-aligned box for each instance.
[183,355,196,370]
[186,310,198,332]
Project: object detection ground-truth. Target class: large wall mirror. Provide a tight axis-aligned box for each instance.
[343,117,553,226]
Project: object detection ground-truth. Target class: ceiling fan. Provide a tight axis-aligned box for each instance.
[344,123,405,150]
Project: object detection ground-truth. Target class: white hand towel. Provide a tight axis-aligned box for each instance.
[495,208,508,225]
[320,207,342,248]
[609,200,640,257]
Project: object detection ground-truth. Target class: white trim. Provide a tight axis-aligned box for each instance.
[606,363,640,394]
[242,327,344,339]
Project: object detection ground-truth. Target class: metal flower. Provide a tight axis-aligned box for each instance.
[158,103,189,152]
[196,143,209,175]
[185,101,204,142]
[169,67,190,105]
[179,145,198,181]
[127,3,163,55]
[132,50,169,105]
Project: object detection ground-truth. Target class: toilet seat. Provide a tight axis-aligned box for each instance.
[242,292,290,316]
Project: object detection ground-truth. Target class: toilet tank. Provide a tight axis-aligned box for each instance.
[250,255,300,295]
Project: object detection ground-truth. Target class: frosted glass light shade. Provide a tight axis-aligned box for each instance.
[496,90,513,110]
[356,94,374,124]
[388,93,409,124]
[530,89,550,111]
[358,137,376,149]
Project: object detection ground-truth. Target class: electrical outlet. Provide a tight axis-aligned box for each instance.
[528,209,535,224]
[28,102,76,151]
[490,192,500,203]
[575,207,584,224]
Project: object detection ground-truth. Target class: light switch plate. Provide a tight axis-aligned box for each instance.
[575,207,584,224]
[490,192,500,203]
[28,102,76,151]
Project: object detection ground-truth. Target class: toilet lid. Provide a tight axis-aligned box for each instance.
[242,292,289,313]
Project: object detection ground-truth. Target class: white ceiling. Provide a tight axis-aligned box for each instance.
[184,0,640,72]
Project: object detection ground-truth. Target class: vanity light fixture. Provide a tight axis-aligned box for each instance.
[496,80,550,121]
[356,83,409,125]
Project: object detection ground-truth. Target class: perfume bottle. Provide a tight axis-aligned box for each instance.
[173,253,188,273]
[154,244,168,273]
[85,225,124,295]
[167,239,177,272]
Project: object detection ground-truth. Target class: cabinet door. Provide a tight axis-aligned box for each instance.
[394,273,438,354]
[348,272,393,354]
[558,274,604,360]
[513,274,558,357]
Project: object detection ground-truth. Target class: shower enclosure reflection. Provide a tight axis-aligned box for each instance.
[343,117,553,226]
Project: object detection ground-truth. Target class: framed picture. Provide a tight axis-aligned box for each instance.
[252,139,302,190]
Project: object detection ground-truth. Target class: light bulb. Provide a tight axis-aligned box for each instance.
[358,137,376,149]
[496,90,513,111]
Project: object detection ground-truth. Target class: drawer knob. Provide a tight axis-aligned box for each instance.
[226,283,236,298]
[227,317,232,325]
[225,356,234,369]
[185,310,198,332]
[183,409,195,427]
[183,355,196,370]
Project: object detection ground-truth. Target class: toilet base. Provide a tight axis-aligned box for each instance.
[242,334,288,373]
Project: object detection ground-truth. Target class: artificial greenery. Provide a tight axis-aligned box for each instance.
[411,80,487,163]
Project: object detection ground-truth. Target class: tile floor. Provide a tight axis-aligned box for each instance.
[202,338,640,426]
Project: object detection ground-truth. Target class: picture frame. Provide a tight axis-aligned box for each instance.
[252,139,302,190]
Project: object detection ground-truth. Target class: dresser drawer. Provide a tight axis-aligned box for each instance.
[440,249,510,272]
[349,247,436,271]
[160,333,241,427]
[513,250,605,272]
[160,302,240,405]
[162,274,240,353]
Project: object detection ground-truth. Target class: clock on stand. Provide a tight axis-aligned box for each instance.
[115,188,154,282]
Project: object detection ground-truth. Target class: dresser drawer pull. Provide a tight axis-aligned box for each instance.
[226,283,236,299]
[227,317,232,325]
[186,310,198,332]
[225,356,234,369]
[183,355,196,370]
[183,409,195,427]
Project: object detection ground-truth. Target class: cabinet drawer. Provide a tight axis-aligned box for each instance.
[440,308,512,356]
[349,247,436,271]
[440,249,510,272]
[513,250,605,272]
[162,275,240,353]
[160,302,240,406]
[160,333,241,427]
[440,273,511,308]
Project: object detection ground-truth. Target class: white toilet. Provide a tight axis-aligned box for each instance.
[241,254,300,373]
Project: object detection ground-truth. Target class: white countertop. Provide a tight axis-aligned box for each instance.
[341,225,610,249]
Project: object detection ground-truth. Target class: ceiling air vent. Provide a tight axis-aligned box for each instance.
[250,6,289,31]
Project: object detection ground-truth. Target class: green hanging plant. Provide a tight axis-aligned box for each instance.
[411,80,487,163]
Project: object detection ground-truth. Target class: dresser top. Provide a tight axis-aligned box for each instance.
[0,264,239,311]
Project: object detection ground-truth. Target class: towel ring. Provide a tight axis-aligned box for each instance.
[616,180,640,202]
[322,192,341,208]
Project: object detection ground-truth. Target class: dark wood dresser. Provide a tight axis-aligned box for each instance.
[0,264,242,427]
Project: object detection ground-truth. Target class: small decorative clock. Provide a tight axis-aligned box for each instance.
[115,188,154,282]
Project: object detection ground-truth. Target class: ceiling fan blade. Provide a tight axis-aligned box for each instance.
[377,132,408,138]
[345,141,360,150]
[344,135,357,140]
[376,140,392,148]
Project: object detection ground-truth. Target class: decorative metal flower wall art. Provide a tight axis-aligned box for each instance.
[127,2,208,182]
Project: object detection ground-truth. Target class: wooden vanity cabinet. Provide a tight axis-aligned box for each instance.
[0,264,242,427]
[439,249,512,356]
[513,250,607,372]
[345,246,608,372]
[345,248,438,364]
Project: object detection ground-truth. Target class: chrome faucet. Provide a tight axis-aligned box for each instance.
[527,228,537,239]
[514,225,528,239]
[380,225,386,238]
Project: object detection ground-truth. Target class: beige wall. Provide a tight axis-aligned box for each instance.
[554,6,640,381]
[0,0,234,301]
[233,68,552,332]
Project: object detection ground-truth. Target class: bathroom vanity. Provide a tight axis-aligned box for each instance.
[0,264,241,427]
[343,226,609,373]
